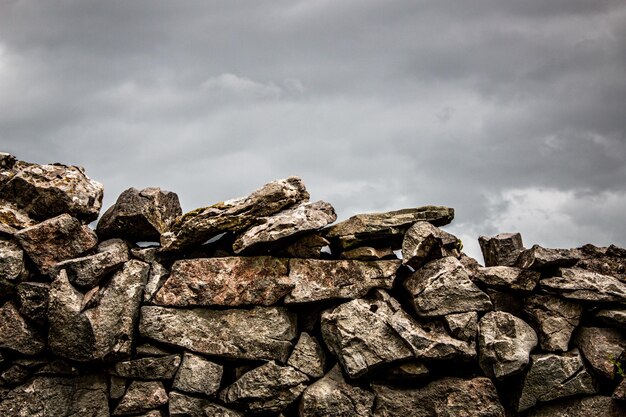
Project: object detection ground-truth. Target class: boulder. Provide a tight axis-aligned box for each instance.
[574,327,626,379]
[113,380,168,416]
[16,282,49,326]
[524,294,582,352]
[288,332,326,378]
[110,354,182,380]
[0,301,45,355]
[516,245,579,270]
[0,238,24,281]
[478,232,524,267]
[474,266,541,292]
[402,221,460,269]
[340,246,396,261]
[541,267,626,303]
[172,352,223,396]
[525,395,626,417]
[444,311,478,342]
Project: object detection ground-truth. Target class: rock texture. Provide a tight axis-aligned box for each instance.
[402,221,460,269]
[574,327,626,379]
[524,294,583,352]
[525,395,626,417]
[474,266,541,292]
[113,380,168,415]
[0,301,46,355]
[172,352,223,396]
[288,332,326,378]
[110,354,182,380]
[541,267,626,303]
[516,245,580,270]
[0,238,24,281]
[479,232,524,267]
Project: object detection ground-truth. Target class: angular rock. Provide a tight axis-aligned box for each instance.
[111,354,182,380]
[113,380,168,415]
[161,177,309,251]
[516,349,596,412]
[402,221,460,269]
[232,200,336,253]
[0,238,24,281]
[0,200,36,235]
[478,311,538,379]
[0,159,104,222]
[574,327,626,380]
[380,361,429,381]
[614,379,626,400]
[372,377,505,417]
[444,311,478,342]
[14,214,98,274]
[16,282,49,326]
[524,294,583,352]
[478,232,524,267]
[526,395,626,417]
[279,233,330,258]
[1,364,30,386]
[110,376,127,400]
[340,246,395,261]
[220,361,309,414]
[154,257,292,307]
[285,259,400,304]
[135,343,171,358]
[288,332,326,378]
[0,301,45,355]
[516,245,579,270]
[170,391,227,417]
[403,257,492,317]
[474,266,541,292]
[576,243,626,283]
[299,364,375,417]
[172,352,223,396]
[97,187,182,241]
[541,267,626,303]
[596,309,626,329]
[486,288,525,317]
[140,305,297,362]
[202,403,244,417]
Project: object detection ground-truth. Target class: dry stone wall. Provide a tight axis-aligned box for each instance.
[0,152,625,416]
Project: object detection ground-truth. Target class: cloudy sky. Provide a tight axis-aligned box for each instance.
[1,0,625,261]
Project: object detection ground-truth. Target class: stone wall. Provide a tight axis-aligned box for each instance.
[0,152,625,417]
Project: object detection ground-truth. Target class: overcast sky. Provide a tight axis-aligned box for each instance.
[1,0,625,261]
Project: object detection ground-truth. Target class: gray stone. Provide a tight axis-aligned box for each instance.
[474,266,541,292]
[524,294,583,352]
[140,305,297,362]
[285,259,400,304]
[516,245,579,270]
[288,332,326,378]
[403,257,492,317]
[596,309,626,329]
[0,238,24,281]
[541,267,626,303]
[478,232,524,267]
[402,221,460,269]
[111,354,182,380]
[113,380,168,416]
[220,361,309,414]
[525,395,626,417]
[143,261,169,302]
[0,301,45,355]
[16,282,49,326]
[340,246,396,261]
[172,352,223,396]
[574,327,626,379]
[444,311,478,342]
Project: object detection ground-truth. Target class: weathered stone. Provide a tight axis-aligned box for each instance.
[0,301,45,355]
[16,282,49,326]
[280,233,330,258]
[285,259,399,304]
[0,200,36,235]
[474,266,541,292]
[0,159,104,222]
[202,403,244,417]
[135,343,171,358]
[403,257,492,317]
[111,354,182,380]
[97,187,182,241]
[380,361,429,381]
[478,232,524,267]
[1,364,30,386]
[15,214,98,274]
[516,245,580,270]
[51,239,129,288]
[402,221,460,269]
[321,290,474,378]
[288,332,326,378]
[172,352,223,396]
[135,411,165,417]
[574,327,626,380]
[516,349,596,412]
[220,361,309,414]
[34,359,79,377]
[325,206,454,250]
[143,261,169,302]
[526,395,626,417]
[541,267,626,303]
[154,257,292,307]
[140,305,297,362]
[0,238,24,281]
[444,311,478,342]
[486,288,525,317]
[161,177,309,251]
[113,380,168,416]
[170,391,230,417]
[0,374,109,417]
[614,379,626,400]
[340,246,396,261]
[232,200,336,253]
[110,376,127,400]
[372,377,505,417]
[576,244,626,283]
[478,311,538,379]
[299,364,375,417]
[524,294,583,352]
[596,309,626,329]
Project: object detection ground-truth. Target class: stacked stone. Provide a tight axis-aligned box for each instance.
[0,152,624,416]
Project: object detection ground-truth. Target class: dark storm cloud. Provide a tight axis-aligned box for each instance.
[1,0,625,260]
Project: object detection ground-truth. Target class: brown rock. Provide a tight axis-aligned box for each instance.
[596,309,626,329]
[0,200,36,235]
[111,354,182,380]
[402,221,460,269]
[478,232,524,267]
[0,238,24,281]
[172,352,223,396]
[288,332,326,378]
[516,245,579,270]
[444,311,478,342]
[279,233,330,258]
[474,266,541,292]
[525,395,626,417]
[541,267,626,303]
[340,246,396,261]
[113,380,168,415]
[524,294,583,352]
[16,282,49,326]
[574,327,626,380]
[0,301,45,355]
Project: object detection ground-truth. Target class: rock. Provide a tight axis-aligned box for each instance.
[113,380,168,415]
[516,245,580,270]
[135,343,171,358]
[14,214,98,274]
[325,206,454,250]
[153,257,292,307]
[0,159,104,222]
[486,288,525,317]
[478,232,524,267]
[596,309,626,329]
[1,364,30,386]
[140,305,297,362]
[16,282,49,326]
[51,239,129,288]
[402,221,460,269]
[525,395,626,417]
[516,349,597,412]
[279,233,330,258]
[0,301,45,355]
[541,267,626,303]
[172,352,223,396]
[232,200,336,253]
[299,364,375,417]
[111,354,182,380]
[444,311,478,342]
[372,377,505,417]
[110,375,127,400]
[478,311,537,379]
[161,176,309,251]
[614,379,626,400]
[474,266,541,292]
[170,391,230,417]
[379,361,429,381]
[574,327,626,380]
[285,259,400,304]
[288,332,326,378]
[0,238,24,281]
[321,290,474,378]
[0,374,109,417]
[0,200,36,235]
[340,246,396,261]
[524,295,583,352]
[220,361,309,414]
[403,257,492,317]
[97,187,182,241]
[202,403,244,417]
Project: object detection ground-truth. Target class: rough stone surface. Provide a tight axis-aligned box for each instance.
[614,379,626,400]
[402,221,460,269]
[111,354,182,380]
[576,243,626,283]
[161,176,309,251]
[524,294,583,352]
[478,232,524,267]
[16,282,49,326]
[202,403,244,417]
[0,200,36,234]
[372,377,505,417]
[0,301,45,355]
[474,266,541,292]
[444,311,478,342]
[541,267,626,303]
[299,364,375,417]
[0,238,24,281]
[220,361,309,414]
[279,233,330,258]
[340,246,395,261]
[287,332,326,378]
[403,257,492,317]
[380,361,429,381]
[140,305,297,362]
[516,245,580,270]
[15,214,98,274]
[172,352,223,396]
[285,259,400,304]
[154,257,292,307]
[596,309,626,329]
[574,327,626,380]
[525,395,626,417]
[110,376,126,400]
[325,205,454,250]
[170,391,240,417]
[478,311,537,379]
[113,380,168,415]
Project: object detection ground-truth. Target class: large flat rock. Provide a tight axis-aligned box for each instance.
[541,267,626,303]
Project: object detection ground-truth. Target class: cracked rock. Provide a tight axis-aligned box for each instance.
[113,380,168,416]
[279,233,330,258]
[402,221,460,269]
[0,238,24,281]
[474,266,541,292]
[172,352,223,396]
[111,354,182,380]
[288,332,326,378]
[0,301,45,355]
[444,311,478,342]
[478,232,524,267]
[541,267,626,303]
[16,281,49,326]
[516,245,579,270]
[524,294,582,352]
[574,327,626,380]
[0,200,36,235]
